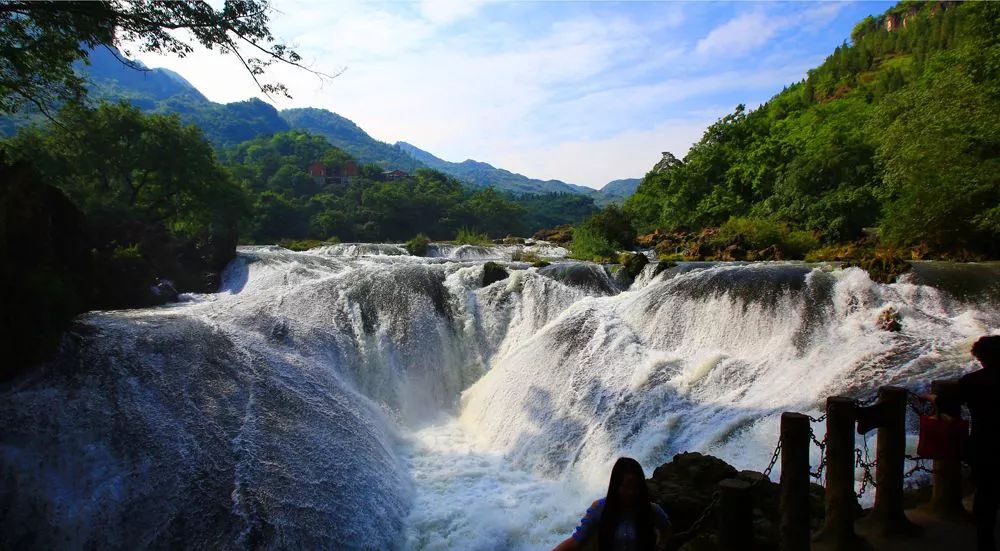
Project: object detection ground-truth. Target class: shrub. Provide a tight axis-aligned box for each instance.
[570,225,618,261]
[406,233,431,256]
[279,238,338,251]
[714,217,820,259]
[512,250,543,264]
[455,227,491,246]
[714,217,785,250]
[782,230,820,258]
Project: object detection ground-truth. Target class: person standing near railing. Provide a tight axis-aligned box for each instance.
[958,335,1000,551]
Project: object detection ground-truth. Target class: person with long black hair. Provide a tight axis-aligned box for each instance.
[553,457,671,551]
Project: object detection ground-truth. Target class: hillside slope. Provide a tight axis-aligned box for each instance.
[395,141,596,196]
[1,47,641,201]
[624,0,1000,257]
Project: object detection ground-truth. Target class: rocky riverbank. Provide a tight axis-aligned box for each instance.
[648,452,825,551]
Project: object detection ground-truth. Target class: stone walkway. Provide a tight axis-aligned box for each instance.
[814,498,995,551]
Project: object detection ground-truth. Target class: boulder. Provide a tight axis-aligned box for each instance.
[482,261,509,286]
[636,230,667,248]
[647,452,826,551]
[750,244,782,262]
[621,252,649,281]
[876,307,902,332]
[652,260,677,279]
[722,244,747,261]
[532,225,573,244]
[150,278,179,303]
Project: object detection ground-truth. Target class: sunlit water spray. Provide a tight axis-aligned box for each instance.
[1,243,996,549]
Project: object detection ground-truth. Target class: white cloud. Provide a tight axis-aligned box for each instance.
[487,117,716,188]
[695,12,780,57]
[126,1,855,188]
[420,0,486,25]
[695,2,848,59]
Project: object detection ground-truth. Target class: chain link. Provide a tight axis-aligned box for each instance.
[855,434,877,498]
[854,394,879,407]
[673,436,781,540]
[673,491,721,539]
[903,454,934,479]
[807,412,828,424]
[755,439,782,486]
[809,427,828,480]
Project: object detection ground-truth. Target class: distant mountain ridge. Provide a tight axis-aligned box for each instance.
[599,178,641,202]
[395,141,595,196]
[2,47,639,201]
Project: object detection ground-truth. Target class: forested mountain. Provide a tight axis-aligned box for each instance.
[624,0,1000,258]
[396,141,595,196]
[0,47,636,200]
[281,108,423,172]
[599,178,641,203]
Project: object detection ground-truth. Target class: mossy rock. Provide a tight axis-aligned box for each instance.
[532,260,551,268]
[844,250,911,283]
[652,260,677,279]
[619,252,649,280]
[405,234,430,256]
[482,261,509,286]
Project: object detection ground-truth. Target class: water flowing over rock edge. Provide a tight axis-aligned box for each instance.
[1,244,997,550]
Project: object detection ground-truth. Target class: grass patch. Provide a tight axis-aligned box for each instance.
[569,225,618,261]
[714,217,820,259]
[455,227,491,246]
[405,233,431,256]
[280,238,340,251]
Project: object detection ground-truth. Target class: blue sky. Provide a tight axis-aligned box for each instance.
[134,1,895,188]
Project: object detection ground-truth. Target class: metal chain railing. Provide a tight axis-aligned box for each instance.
[673,491,721,539]
[903,454,934,479]
[755,439,782,487]
[809,426,828,480]
[673,435,782,540]
[855,432,877,498]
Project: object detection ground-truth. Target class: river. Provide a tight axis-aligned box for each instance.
[1,243,997,549]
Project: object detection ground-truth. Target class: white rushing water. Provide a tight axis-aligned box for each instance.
[1,244,997,550]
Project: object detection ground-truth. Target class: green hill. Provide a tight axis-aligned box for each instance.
[624,1,1000,258]
[2,47,639,201]
[395,141,595,195]
[280,108,422,172]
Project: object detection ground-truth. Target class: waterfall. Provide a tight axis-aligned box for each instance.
[1,244,996,550]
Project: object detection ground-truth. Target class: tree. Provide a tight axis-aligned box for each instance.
[0,0,335,116]
[5,102,247,234]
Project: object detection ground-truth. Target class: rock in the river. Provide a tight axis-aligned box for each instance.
[621,252,649,281]
[876,307,902,332]
[647,452,825,551]
[151,278,179,303]
[482,261,509,286]
[532,225,573,244]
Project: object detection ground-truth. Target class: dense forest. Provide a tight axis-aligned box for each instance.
[219,129,595,243]
[618,0,999,260]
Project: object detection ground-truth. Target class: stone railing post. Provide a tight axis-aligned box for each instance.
[780,412,811,551]
[814,396,862,548]
[718,478,753,551]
